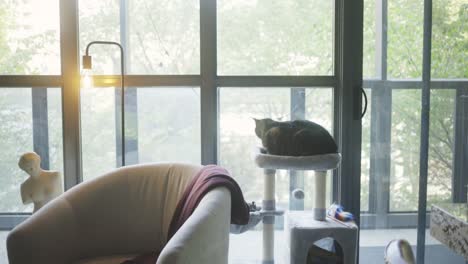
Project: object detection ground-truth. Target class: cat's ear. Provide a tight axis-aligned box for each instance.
[253,118,264,138]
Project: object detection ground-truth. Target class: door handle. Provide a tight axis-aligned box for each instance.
[361,87,368,119]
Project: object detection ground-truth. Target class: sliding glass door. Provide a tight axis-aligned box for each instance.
[360,0,467,262]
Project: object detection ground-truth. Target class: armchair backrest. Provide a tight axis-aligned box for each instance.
[61,163,201,259]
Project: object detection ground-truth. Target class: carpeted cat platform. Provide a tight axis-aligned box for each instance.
[254,147,341,171]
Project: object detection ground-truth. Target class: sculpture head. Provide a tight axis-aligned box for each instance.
[253,118,276,139]
[18,152,42,178]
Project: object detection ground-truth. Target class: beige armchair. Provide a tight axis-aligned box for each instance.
[7,163,232,264]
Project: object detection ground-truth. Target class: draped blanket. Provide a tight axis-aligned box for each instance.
[122,165,250,264]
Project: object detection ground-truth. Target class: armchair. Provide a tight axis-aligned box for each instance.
[7,163,232,264]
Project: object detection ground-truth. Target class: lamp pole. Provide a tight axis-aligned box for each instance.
[82,41,126,167]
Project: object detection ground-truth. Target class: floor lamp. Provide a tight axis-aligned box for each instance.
[82,41,126,166]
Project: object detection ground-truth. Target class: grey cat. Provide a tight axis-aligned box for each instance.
[254,118,338,156]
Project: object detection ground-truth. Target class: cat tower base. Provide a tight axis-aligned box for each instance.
[254,148,341,263]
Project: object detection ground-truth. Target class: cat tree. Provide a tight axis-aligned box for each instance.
[254,148,341,264]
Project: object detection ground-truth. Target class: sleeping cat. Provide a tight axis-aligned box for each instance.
[254,118,338,156]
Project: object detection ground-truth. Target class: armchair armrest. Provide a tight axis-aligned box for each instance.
[157,187,231,264]
[7,198,79,264]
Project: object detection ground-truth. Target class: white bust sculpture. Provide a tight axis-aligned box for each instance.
[18,152,63,213]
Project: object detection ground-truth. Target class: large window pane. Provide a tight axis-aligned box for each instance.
[137,87,201,164]
[217,0,334,76]
[0,0,60,75]
[431,0,468,79]
[427,89,455,205]
[0,88,63,212]
[390,89,455,211]
[128,0,200,74]
[81,88,118,179]
[360,87,460,262]
[81,87,200,181]
[363,0,377,78]
[425,89,464,263]
[220,87,335,263]
[219,87,334,205]
[388,0,423,79]
[79,0,199,75]
[79,0,119,74]
[390,89,421,211]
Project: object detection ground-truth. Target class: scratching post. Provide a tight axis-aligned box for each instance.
[314,171,327,221]
[255,148,341,263]
[263,168,276,264]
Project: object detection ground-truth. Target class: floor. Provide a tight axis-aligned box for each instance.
[0,232,6,264]
[228,229,465,264]
[1,230,465,264]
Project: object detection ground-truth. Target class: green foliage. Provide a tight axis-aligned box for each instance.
[218,0,333,75]
[432,0,468,78]
[0,0,59,74]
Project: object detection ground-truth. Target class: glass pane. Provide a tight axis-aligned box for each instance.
[360,87,461,263]
[81,87,200,181]
[219,87,334,202]
[79,0,199,75]
[363,0,377,78]
[79,0,124,75]
[137,88,201,164]
[387,0,423,79]
[431,0,468,79]
[127,0,200,74]
[0,88,63,213]
[219,87,335,262]
[359,87,420,262]
[427,90,455,205]
[217,1,334,76]
[424,89,464,263]
[361,88,372,212]
[390,89,455,211]
[390,89,421,211]
[81,87,118,179]
[0,0,60,75]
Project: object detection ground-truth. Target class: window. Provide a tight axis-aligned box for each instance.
[2,0,465,263]
[1,1,368,263]
[0,0,64,223]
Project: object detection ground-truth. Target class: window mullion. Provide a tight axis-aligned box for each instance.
[60,0,82,188]
[0,76,62,88]
[416,0,433,262]
[200,0,218,165]
[32,88,50,170]
[369,84,392,226]
[289,88,306,210]
[452,87,468,203]
[117,0,139,166]
[375,0,388,80]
